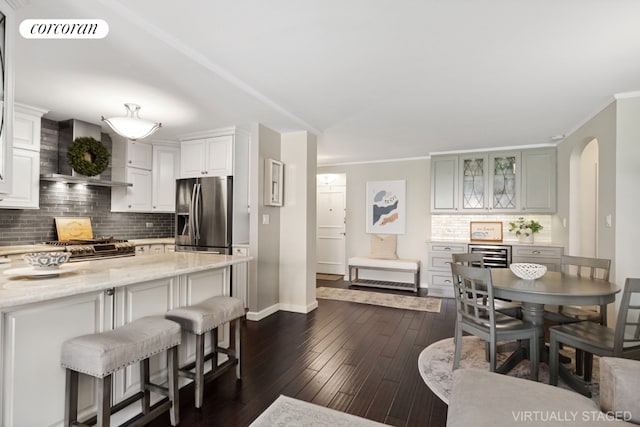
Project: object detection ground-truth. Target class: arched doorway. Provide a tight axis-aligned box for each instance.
[569,138,599,257]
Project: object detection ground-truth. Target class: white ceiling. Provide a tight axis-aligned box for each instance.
[13,0,640,165]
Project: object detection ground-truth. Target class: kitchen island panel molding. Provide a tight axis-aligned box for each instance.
[0,252,250,427]
[2,291,107,427]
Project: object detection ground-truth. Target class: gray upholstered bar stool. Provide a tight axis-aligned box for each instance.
[61,316,181,427]
[166,295,245,409]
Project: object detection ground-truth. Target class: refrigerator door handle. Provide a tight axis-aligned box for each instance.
[188,183,197,241]
[194,183,202,240]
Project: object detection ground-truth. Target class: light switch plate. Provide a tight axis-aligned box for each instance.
[262,214,270,225]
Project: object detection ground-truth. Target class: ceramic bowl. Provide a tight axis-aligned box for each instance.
[23,252,70,270]
[510,263,547,280]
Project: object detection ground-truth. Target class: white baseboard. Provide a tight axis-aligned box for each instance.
[279,300,318,314]
[246,303,280,321]
[246,300,320,321]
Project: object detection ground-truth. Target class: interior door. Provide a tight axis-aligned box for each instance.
[316,179,346,275]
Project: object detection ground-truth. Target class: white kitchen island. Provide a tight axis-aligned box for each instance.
[0,252,251,427]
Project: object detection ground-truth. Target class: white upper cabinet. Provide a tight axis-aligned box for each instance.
[430,147,556,214]
[180,135,233,178]
[0,1,15,196]
[152,143,179,212]
[111,134,179,212]
[0,103,47,209]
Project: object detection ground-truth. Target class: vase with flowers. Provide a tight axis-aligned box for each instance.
[508,217,543,244]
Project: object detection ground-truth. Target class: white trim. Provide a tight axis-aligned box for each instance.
[246,303,279,322]
[430,143,557,156]
[178,126,251,141]
[279,300,318,314]
[320,155,430,167]
[14,102,48,116]
[613,91,640,100]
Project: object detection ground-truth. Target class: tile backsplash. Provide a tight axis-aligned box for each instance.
[0,118,174,246]
[431,214,553,243]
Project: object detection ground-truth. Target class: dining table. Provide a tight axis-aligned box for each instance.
[489,268,620,391]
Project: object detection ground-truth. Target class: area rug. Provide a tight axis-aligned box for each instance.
[316,286,441,313]
[250,395,387,426]
[418,336,599,405]
[316,273,343,281]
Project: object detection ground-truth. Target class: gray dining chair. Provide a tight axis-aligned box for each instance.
[544,255,611,375]
[451,253,522,319]
[549,277,640,396]
[450,263,539,380]
[545,255,612,325]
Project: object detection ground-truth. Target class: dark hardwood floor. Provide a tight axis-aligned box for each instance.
[148,278,455,427]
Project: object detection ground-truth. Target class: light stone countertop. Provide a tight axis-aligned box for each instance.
[0,252,251,309]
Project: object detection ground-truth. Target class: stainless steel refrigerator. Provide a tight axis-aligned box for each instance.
[175,176,233,254]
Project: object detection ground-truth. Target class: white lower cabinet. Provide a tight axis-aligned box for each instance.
[111,278,177,420]
[0,266,231,427]
[178,269,230,367]
[1,291,108,427]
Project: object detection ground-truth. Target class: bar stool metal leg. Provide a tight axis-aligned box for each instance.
[235,318,241,378]
[168,346,180,426]
[64,369,79,427]
[96,374,112,427]
[195,332,205,409]
[141,358,151,416]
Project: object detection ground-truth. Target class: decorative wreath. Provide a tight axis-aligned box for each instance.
[67,137,110,176]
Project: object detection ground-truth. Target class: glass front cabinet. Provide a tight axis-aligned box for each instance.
[430,148,555,214]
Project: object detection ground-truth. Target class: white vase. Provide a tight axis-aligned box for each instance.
[519,234,534,244]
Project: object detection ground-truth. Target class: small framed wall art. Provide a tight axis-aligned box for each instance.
[470,221,503,242]
[264,158,284,206]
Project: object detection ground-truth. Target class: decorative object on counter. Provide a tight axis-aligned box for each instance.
[3,264,77,279]
[67,136,110,177]
[365,180,406,234]
[264,158,284,206]
[510,262,547,280]
[469,221,503,242]
[22,251,70,270]
[508,217,543,243]
[101,103,162,140]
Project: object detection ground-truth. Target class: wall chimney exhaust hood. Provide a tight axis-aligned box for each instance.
[40,119,132,187]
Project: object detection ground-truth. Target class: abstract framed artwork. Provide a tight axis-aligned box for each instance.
[366,180,406,234]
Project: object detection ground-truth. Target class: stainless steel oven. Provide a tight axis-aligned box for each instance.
[468,244,512,268]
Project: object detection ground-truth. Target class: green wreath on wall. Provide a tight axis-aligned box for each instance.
[67,137,110,177]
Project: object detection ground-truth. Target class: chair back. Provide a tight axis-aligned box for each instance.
[613,278,640,354]
[560,255,611,281]
[452,252,485,268]
[450,263,495,330]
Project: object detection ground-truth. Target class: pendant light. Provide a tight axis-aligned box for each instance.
[101,103,161,140]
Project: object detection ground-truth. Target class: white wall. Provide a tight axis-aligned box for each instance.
[319,158,430,285]
[279,131,318,313]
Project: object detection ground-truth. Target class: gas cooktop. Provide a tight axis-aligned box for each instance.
[44,237,136,261]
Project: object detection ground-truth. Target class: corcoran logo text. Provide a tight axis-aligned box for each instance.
[19,19,109,39]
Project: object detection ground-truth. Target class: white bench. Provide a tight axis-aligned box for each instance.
[348,256,420,292]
